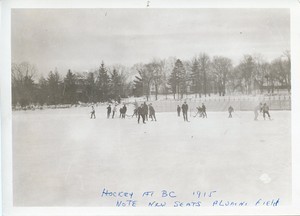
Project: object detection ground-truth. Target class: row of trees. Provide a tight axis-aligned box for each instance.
[12,62,131,107]
[12,51,291,107]
[133,51,291,100]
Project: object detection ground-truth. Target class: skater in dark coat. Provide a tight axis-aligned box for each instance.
[177,105,181,117]
[107,104,111,118]
[144,102,149,121]
[263,103,271,120]
[260,103,264,113]
[90,106,96,119]
[228,105,234,118]
[195,106,203,117]
[201,103,207,118]
[149,103,157,121]
[182,102,189,122]
[122,104,127,118]
[132,108,138,117]
[137,104,146,124]
[119,107,123,118]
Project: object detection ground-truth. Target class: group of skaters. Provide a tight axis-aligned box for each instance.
[90,102,157,124]
[254,102,272,120]
[194,103,208,118]
[90,101,272,122]
[133,102,157,124]
[177,101,271,121]
[176,102,189,121]
[90,103,128,119]
[228,102,271,120]
[227,102,271,120]
[177,102,207,122]
[106,104,127,119]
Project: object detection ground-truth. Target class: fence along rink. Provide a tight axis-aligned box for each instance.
[12,94,291,112]
[147,95,291,112]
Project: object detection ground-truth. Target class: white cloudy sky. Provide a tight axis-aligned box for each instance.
[11,8,290,76]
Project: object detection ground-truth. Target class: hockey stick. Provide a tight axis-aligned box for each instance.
[193,111,199,118]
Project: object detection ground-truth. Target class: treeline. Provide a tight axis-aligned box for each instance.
[12,62,131,107]
[132,51,291,100]
[12,51,291,107]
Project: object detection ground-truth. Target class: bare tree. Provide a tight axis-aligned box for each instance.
[252,54,270,94]
[270,54,290,94]
[145,59,164,100]
[11,62,37,106]
[198,53,210,97]
[237,55,255,94]
[211,56,232,96]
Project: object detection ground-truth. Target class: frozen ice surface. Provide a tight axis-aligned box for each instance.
[12,106,291,206]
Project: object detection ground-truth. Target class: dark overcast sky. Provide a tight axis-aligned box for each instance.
[11,8,290,76]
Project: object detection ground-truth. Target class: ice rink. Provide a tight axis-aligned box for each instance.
[12,106,291,206]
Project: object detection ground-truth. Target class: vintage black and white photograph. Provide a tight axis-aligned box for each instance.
[9,7,292,208]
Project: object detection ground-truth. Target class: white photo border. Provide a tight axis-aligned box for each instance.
[1,0,300,215]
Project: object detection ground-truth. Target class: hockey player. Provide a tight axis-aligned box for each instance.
[177,105,181,117]
[202,103,207,118]
[149,103,157,121]
[194,106,203,117]
[137,104,146,124]
[182,102,189,122]
[107,104,112,118]
[90,106,96,119]
[119,107,123,118]
[263,103,271,120]
[122,104,127,119]
[132,101,139,117]
[228,105,234,118]
[144,102,149,121]
[112,104,117,118]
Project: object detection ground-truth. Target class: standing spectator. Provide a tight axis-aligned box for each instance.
[182,102,189,122]
[107,104,112,118]
[177,105,181,117]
